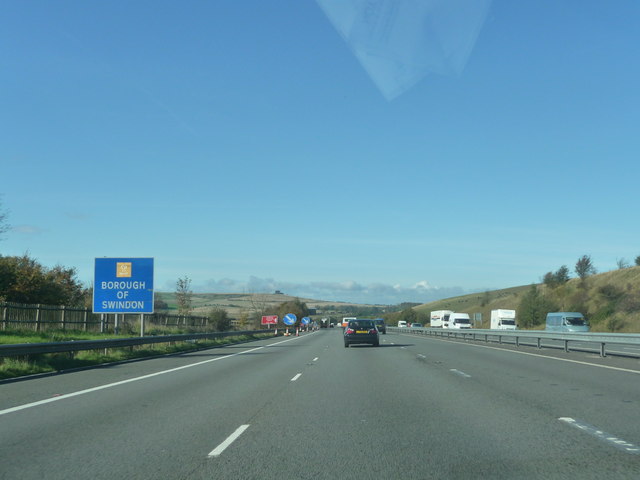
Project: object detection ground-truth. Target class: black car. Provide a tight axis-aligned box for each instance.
[344,319,379,347]
[373,318,386,334]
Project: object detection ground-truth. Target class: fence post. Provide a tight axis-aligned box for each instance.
[100,314,105,333]
[35,304,41,332]
[83,308,88,331]
[61,305,66,330]
[2,304,6,330]
[115,313,119,335]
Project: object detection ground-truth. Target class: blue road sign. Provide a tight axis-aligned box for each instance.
[93,258,154,313]
[283,313,297,325]
[301,317,310,325]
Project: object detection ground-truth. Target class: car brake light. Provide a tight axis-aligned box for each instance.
[346,328,355,334]
[369,329,377,334]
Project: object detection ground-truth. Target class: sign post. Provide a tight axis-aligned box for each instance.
[261,315,278,335]
[283,313,296,336]
[301,316,311,332]
[93,258,154,336]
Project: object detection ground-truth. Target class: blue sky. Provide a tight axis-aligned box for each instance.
[2,0,639,305]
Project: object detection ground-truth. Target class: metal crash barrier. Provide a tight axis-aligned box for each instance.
[389,327,640,359]
[0,330,269,358]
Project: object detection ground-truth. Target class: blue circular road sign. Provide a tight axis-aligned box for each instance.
[283,313,297,325]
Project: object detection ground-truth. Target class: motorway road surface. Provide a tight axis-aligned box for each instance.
[1,329,639,479]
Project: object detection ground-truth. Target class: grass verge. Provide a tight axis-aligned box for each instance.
[0,332,272,381]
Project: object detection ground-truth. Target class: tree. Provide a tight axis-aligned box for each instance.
[0,254,85,305]
[555,265,570,284]
[575,255,596,282]
[272,298,309,326]
[209,307,231,332]
[635,255,640,267]
[248,292,271,324]
[543,265,570,289]
[543,271,558,288]
[175,276,193,316]
[399,307,418,325]
[606,316,625,333]
[480,291,491,307]
[517,284,557,329]
[616,258,630,270]
[0,196,9,241]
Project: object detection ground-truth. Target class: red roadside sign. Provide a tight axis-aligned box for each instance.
[261,315,278,325]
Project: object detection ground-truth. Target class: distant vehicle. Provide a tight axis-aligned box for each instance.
[344,319,380,347]
[545,312,589,332]
[490,309,517,330]
[342,317,356,328]
[397,321,408,328]
[430,310,453,328]
[410,323,423,328]
[373,318,386,334]
[446,313,472,329]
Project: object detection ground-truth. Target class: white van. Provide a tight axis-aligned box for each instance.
[545,312,589,332]
[447,313,472,329]
[397,321,408,328]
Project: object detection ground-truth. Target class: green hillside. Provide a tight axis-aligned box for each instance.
[414,284,531,327]
[414,266,640,333]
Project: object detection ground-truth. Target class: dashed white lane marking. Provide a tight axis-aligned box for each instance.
[291,373,302,382]
[208,425,250,458]
[450,369,471,378]
[313,357,319,362]
[417,354,426,359]
[559,418,640,454]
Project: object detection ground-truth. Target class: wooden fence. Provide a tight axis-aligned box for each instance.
[0,302,212,334]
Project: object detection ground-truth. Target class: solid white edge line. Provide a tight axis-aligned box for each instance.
[208,424,250,458]
[291,373,302,382]
[0,345,259,416]
[1,333,313,417]
[401,333,640,375]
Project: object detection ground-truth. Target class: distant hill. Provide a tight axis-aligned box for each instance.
[414,266,640,333]
[154,291,384,319]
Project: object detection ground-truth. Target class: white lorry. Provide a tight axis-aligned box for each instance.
[430,310,453,328]
[490,309,517,330]
[430,310,472,329]
[341,316,356,328]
